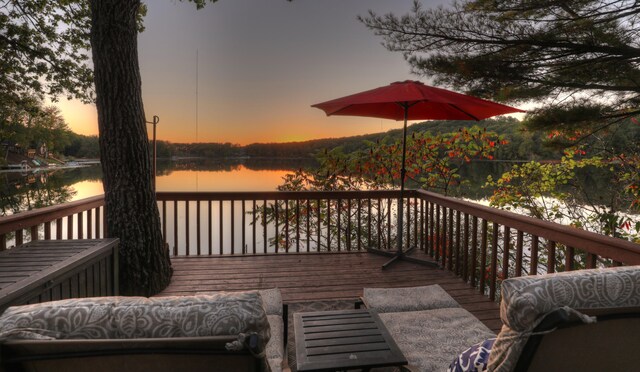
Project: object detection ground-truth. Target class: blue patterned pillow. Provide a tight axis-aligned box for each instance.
[448,338,496,372]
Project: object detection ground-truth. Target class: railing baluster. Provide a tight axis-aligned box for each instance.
[502,226,511,282]
[317,199,321,252]
[547,240,556,273]
[275,200,279,252]
[420,199,425,252]
[337,199,342,252]
[263,200,267,254]
[295,199,300,253]
[208,201,213,255]
[185,200,190,256]
[463,213,469,281]
[326,199,331,251]
[95,207,101,239]
[242,200,246,254]
[429,202,435,257]
[252,200,257,255]
[347,199,352,251]
[56,218,63,241]
[357,199,362,251]
[197,201,201,256]
[530,235,539,275]
[15,229,23,246]
[489,222,499,301]
[219,200,223,255]
[87,211,93,239]
[387,198,391,251]
[455,210,461,274]
[67,214,74,239]
[435,205,441,262]
[45,221,51,240]
[566,246,575,271]
[173,201,178,256]
[162,201,166,247]
[231,200,235,254]
[284,200,289,252]
[586,252,597,268]
[77,212,83,239]
[412,198,418,248]
[471,217,478,287]
[441,207,448,267]
[479,219,488,295]
[377,199,381,250]
[406,196,411,247]
[515,230,524,277]
[447,208,454,271]
[367,199,372,249]
[31,226,38,242]
[306,199,310,252]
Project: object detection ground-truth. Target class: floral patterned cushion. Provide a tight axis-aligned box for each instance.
[363,285,460,313]
[488,265,640,372]
[197,288,283,316]
[0,292,271,351]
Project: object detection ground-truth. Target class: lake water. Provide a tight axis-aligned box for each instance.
[0,157,625,217]
[2,158,637,255]
[0,158,520,216]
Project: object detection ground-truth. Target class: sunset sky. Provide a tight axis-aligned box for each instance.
[56,0,455,145]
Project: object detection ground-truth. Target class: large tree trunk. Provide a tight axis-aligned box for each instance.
[89,0,172,296]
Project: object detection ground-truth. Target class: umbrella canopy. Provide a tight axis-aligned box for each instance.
[312,80,524,269]
[312,80,524,121]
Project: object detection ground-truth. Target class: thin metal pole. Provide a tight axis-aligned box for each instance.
[146,115,159,192]
[396,106,409,255]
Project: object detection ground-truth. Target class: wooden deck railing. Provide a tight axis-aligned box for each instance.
[1,190,639,301]
[154,191,411,256]
[415,190,640,300]
[0,196,105,250]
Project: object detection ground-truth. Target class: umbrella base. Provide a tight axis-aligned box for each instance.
[367,246,440,269]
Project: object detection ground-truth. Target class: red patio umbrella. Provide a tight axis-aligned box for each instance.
[312,80,524,268]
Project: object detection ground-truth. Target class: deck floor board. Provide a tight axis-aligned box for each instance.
[158,252,502,333]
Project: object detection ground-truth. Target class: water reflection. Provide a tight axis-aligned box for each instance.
[0,159,320,216]
[1,158,621,217]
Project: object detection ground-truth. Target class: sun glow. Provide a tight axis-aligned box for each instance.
[156,165,289,192]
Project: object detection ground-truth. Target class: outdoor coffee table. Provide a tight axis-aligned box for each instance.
[294,308,407,372]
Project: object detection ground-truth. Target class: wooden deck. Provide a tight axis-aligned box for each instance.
[158,251,502,333]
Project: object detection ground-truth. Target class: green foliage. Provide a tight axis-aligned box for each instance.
[64,133,100,158]
[277,127,505,193]
[0,96,73,156]
[361,0,640,245]
[0,0,93,111]
[486,153,639,242]
[361,0,640,136]
[262,126,504,251]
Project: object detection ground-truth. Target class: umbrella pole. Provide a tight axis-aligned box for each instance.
[380,104,438,270]
[397,107,409,255]
[381,105,409,269]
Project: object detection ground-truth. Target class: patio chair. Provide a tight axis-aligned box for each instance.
[0,289,289,372]
[362,265,640,371]
[488,265,640,372]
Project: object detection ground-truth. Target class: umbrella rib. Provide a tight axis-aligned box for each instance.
[448,104,481,121]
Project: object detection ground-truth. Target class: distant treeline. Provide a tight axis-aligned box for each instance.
[63,116,640,161]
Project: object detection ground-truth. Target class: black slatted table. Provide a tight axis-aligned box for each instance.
[294,309,407,372]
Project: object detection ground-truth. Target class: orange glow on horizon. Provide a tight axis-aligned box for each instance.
[156,165,289,191]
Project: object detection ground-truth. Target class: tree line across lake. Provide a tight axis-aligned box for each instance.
[61,115,639,164]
